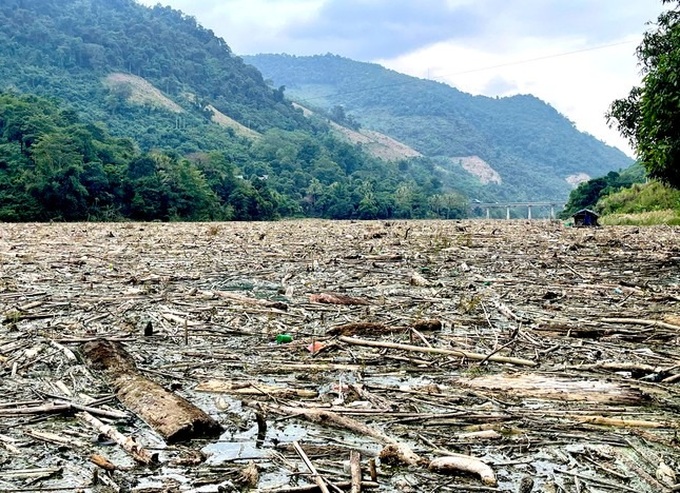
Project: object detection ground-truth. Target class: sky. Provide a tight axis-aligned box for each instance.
[137,0,667,157]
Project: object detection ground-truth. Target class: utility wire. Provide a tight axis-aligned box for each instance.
[294,39,638,105]
[432,39,637,78]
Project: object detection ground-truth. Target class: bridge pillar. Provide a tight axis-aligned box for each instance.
[506,206,510,220]
[527,205,532,220]
[550,205,555,220]
[486,207,490,219]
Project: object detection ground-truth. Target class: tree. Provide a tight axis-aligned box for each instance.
[607,1,680,187]
[29,131,89,220]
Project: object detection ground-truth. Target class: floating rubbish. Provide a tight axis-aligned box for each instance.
[276,334,293,344]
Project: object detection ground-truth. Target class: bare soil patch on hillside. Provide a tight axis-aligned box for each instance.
[105,73,184,114]
[292,103,422,161]
[1,220,680,492]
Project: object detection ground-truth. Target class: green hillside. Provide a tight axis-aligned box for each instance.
[0,0,474,221]
[244,54,634,202]
[0,0,309,146]
[0,0,634,222]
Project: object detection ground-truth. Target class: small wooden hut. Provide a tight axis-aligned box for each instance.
[572,209,599,227]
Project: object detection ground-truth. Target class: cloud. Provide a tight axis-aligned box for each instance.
[481,76,519,96]
[136,0,325,54]
[138,0,663,60]
[135,0,665,155]
[278,0,662,59]
[282,0,483,59]
[468,0,661,48]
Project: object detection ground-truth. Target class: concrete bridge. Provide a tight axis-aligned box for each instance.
[471,202,565,220]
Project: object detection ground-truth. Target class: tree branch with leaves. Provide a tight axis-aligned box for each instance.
[607,0,680,187]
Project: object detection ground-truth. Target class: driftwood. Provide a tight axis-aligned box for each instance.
[25,429,84,448]
[412,319,442,331]
[78,411,157,465]
[0,400,127,419]
[601,317,680,331]
[3,221,680,492]
[428,455,497,486]
[338,336,537,367]
[80,339,223,443]
[251,401,496,484]
[261,482,380,493]
[195,379,317,398]
[326,322,390,337]
[455,373,647,404]
[349,451,362,493]
[310,293,370,305]
[90,453,117,473]
[214,290,289,311]
[250,401,423,466]
[327,319,442,337]
[293,440,331,493]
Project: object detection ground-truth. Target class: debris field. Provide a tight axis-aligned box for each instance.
[1,219,680,493]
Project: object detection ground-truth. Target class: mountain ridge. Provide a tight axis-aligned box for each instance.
[244,53,633,201]
[0,0,633,222]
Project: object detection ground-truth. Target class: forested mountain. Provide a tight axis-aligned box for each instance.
[0,0,470,221]
[0,0,633,222]
[245,54,635,202]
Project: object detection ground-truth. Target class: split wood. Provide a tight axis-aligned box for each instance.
[78,411,158,465]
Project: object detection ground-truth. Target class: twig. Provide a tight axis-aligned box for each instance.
[293,440,331,493]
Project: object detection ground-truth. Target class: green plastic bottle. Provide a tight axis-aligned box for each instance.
[276,334,293,344]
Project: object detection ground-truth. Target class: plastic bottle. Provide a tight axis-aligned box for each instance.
[276,334,293,344]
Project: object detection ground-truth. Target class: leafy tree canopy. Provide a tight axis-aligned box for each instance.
[0,0,477,221]
[560,164,646,217]
[608,0,680,188]
[0,91,470,221]
[246,54,634,202]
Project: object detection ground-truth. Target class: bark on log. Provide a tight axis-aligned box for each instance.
[81,339,223,443]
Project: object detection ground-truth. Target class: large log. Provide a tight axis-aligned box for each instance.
[81,339,223,443]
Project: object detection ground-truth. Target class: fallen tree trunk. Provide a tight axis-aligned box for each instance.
[81,339,223,443]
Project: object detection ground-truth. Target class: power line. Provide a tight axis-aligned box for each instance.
[294,39,638,105]
[433,39,638,78]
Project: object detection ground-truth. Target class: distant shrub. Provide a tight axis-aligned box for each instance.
[600,209,680,226]
[598,181,680,215]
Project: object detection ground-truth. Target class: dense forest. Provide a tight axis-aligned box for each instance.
[245,54,635,202]
[0,0,470,221]
[0,0,635,221]
[0,92,470,221]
